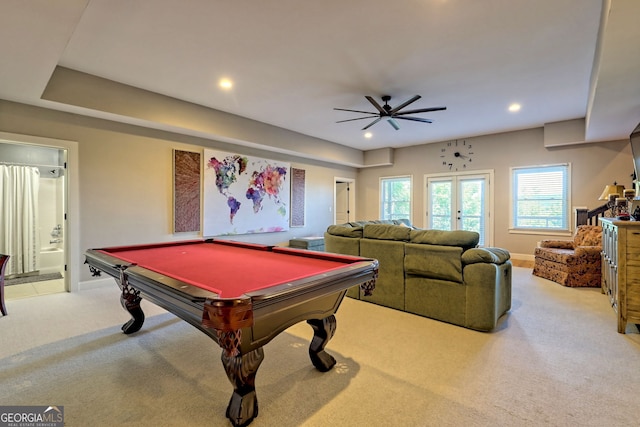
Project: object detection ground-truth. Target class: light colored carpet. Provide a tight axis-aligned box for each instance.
[1,268,640,426]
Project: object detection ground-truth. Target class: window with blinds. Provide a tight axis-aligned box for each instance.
[511,164,570,231]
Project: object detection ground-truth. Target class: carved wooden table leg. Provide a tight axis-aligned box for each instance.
[220,337,265,427]
[118,268,145,334]
[307,315,337,372]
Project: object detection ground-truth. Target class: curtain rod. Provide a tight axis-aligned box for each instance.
[0,161,63,169]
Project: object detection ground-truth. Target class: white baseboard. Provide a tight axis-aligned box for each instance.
[510,252,535,262]
[78,277,113,291]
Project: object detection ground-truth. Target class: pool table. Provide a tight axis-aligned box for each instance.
[85,239,377,427]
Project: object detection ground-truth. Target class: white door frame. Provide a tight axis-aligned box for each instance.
[0,132,79,292]
[424,169,494,247]
[334,177,356,224]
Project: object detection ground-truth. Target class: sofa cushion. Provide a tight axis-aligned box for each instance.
[409,229,479,251]
[574,225,602,247]
[393,219,414,227]
[363,224,411,241]
[462,247,511,265]
[534,247,592,265]
[326,224,363,238]
[348,221,372,226]
[345,219,413,227]
[405,243,463,283]
[540,239,574,249]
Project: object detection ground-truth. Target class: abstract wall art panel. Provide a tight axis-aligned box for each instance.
[173,149,201,233]
[203,149,290,236]
[290,168,305,227]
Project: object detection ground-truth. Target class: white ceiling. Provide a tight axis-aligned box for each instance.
[1,0,639,152]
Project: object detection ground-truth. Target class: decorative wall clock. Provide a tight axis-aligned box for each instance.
[440,140,473,171]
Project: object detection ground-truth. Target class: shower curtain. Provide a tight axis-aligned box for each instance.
[0,165,40,276]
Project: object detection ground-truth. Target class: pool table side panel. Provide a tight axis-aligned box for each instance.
[125,273,220,340]
[248,290,348,352]
[244,266,376,352]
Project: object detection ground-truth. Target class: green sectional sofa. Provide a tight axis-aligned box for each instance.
[324,221,512,331]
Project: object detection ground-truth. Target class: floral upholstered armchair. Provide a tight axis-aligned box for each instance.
[532,225,602,287]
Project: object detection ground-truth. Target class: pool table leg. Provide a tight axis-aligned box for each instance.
[118,270,145,334]
[221,347,265,427]
[307,315,337,372]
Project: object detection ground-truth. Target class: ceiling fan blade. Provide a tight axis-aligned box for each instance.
[336,116,380,123]
[362,117,383,130]
[334,107,378,115]
[388,95,421,114]
[387,118,400,130]
[365,96,387,115]
[395,116,433,124]
[394,106,447,115]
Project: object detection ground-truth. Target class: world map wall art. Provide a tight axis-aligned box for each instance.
[203,149,290,236]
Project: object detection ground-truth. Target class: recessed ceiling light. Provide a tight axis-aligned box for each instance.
[219,78,233,90]
[364,132,373,139]
[508,103,521,112]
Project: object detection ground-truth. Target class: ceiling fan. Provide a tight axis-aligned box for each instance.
[334,95,446,131]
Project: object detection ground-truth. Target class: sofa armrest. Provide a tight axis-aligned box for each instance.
[464,260,512,331]
[461,247,510,266]
[540,240,574,249]
[324,232,361,256]
[574,245,602,257]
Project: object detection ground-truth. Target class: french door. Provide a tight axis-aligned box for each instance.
[425,171,493,246]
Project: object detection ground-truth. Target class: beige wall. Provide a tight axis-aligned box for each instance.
[0,100,356,284]
[1,98,634,283]
[357,127,632,257]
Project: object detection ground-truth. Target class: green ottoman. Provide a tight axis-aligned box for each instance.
[289,237,325,251]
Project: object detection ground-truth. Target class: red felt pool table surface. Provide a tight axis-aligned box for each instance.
[97,240,358,298]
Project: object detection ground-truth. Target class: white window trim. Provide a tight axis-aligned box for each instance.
[509,163,572,236]
[379,175,413,223]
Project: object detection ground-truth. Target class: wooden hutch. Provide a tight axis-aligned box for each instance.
[600,218,640,333]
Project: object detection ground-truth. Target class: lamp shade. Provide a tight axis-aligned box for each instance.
[599,184,625,200]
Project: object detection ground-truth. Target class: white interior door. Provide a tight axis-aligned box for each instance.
[334,179,355,224]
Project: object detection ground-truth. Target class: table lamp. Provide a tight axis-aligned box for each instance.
[599,182,625,216]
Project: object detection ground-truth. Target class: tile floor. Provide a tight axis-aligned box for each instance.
[5,278,67,300]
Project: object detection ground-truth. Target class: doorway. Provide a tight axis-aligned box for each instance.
[425,170,494,246]
[334,177,355,224]
[0,132,78,297]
